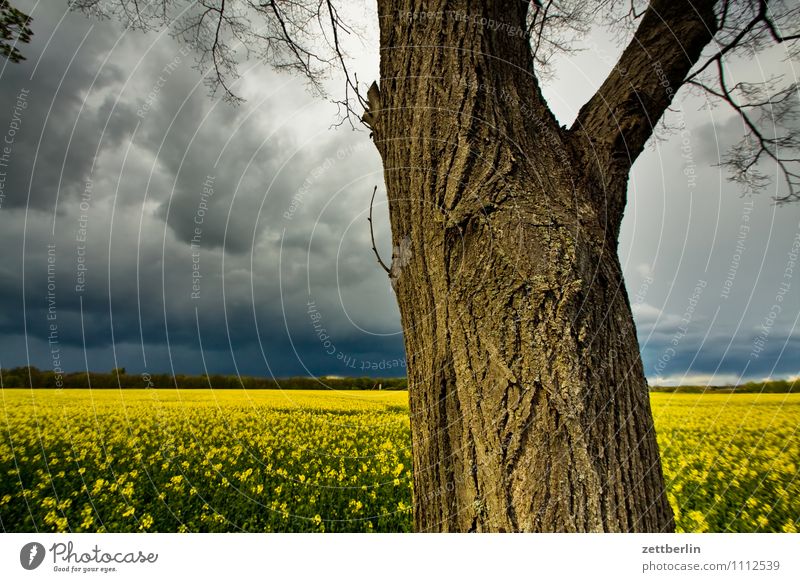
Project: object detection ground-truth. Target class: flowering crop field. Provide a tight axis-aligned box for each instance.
[0,390,413,532]
[1,389,798,532]
[653,393,799,533]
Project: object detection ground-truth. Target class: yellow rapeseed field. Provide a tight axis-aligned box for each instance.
[1,389,797,532]
[653,393,799,533]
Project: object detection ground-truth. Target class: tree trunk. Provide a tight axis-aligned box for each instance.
[372,1,675,532]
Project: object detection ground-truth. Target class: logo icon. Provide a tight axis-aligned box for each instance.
[20,542,46,570]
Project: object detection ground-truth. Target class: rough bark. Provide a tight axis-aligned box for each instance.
[372,0,717,532]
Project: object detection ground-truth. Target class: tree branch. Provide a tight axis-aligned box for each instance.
[72,0,355,112]
[324,0,369,129]
[0,0,33,63]
[687,70,800,203]
[571,0,718,176]
[368,186,390,274]
[683,0,800,202]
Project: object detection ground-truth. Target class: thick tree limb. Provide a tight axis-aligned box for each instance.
[570,0,718,179]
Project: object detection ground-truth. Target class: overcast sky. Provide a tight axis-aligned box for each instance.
[0,2,797,385]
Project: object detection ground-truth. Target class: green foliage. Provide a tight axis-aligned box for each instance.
[651,379,798,394]
[0,367,407,390]
[0,0,32,63]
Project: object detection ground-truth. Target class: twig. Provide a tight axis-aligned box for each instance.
[368,186,390,274]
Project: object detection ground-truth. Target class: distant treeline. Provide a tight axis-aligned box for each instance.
[650,379,798,393]
[2,367,796,393]
[0,367,407,390]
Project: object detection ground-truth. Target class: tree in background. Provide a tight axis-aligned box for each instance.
[48,0,800,531]
[0,0,32,63]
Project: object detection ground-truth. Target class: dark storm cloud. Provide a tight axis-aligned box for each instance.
[641,329,800,383]
[0,2,402,377]
[0,196,401,376]
[693,90,800,201]
[0,5,132,212]
[1,3,796,383]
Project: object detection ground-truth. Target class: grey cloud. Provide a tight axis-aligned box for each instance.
[0,4,132,212]
[1,3,797,383]
[694,114,748,166]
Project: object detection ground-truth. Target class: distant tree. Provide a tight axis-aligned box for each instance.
[3,366,42,387]
[0,0,32,63]
[70,0,799,532]
[0,367,22,387]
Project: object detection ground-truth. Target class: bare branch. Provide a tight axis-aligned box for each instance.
[563,0,800,206]
[324,0,368,129]
[525,0,597,81]
[1,0,33,63]
[368,186,390,274]
[71,0,365,121]
[683,0,800,201]
[687,70,800,202]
